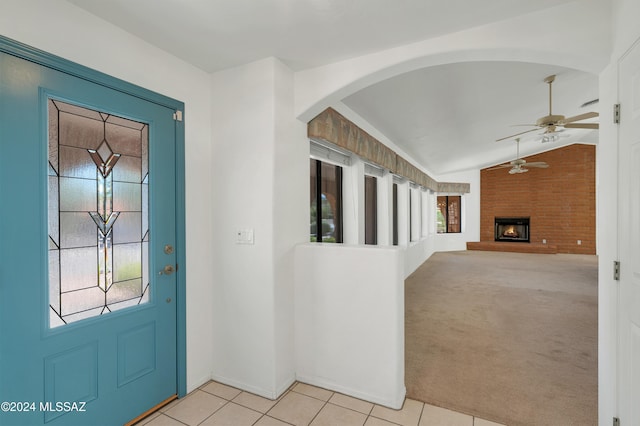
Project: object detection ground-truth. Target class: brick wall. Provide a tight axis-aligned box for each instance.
[480,143,596,254]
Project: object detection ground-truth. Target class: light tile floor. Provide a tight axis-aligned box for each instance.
[135,381,506,426]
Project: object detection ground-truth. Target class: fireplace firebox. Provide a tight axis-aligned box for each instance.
[495,217,530,242]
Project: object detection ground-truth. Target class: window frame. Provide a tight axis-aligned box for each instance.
[392,183,399,246]
[310,158,343,243]
[437,195,462,234]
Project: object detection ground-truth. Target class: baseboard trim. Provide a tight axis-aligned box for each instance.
[296,374,406,409]
[187,372,216,394]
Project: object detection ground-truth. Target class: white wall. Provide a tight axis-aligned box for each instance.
[210,57,305,398]
[273,60,309,393]
[209,58,277,397]
[0,0,214,393]
[295,243,405,408]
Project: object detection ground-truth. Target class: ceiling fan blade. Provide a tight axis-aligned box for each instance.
[563,123,599,129]
[487,164,513,170]
[526,162,550,168]
[495,127,540,142]
[581,99,599,108]
[561,111,599,124]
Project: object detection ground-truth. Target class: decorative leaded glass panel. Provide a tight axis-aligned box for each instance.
[48,99,150,327]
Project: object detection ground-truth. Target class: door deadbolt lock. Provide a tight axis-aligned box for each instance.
[164,244,174,255]
[159,264,175,275]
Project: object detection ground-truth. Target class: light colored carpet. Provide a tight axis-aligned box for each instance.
[405,250,598,426]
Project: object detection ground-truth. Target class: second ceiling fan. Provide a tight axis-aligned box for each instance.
[488,138,549,174]
[496,74,599,142]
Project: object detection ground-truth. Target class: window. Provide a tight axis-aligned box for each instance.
[48,99,150,327]
[392,183,398,245]
[310,159,343,242]
[409,189,412,240]
[437,195,461,233]
[364,175,377,245]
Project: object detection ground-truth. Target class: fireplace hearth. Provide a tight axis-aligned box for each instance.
[495,217,530,242]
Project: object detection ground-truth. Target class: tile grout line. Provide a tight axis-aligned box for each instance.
[160,411,191,426]
[292,386,388,425]
[196,398,231,425]
[268,384,403,426]
[202,387,291,426]
[417,400,426,426]
[328,393,375,417]
[288,384,380,426]
[260,414,296,426]
[157,390,202,425]
[264,388,298,424]
[371,417,398,425]
[198,399,275,426]
[200,382,281,425]
[225,400,271,425]
[366,413,405,426]
[307,398,331,426]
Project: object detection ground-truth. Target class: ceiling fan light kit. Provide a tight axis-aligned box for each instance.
[541,132,562,143]
[496,74,600,143]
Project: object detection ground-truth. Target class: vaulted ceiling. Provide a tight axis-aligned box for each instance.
[342,62,599,174]
[67,0,608,176]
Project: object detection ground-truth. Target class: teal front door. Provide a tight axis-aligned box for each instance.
[1,40,182,425]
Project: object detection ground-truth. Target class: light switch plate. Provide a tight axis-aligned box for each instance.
[236,228,254,244]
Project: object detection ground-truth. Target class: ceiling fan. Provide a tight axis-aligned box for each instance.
[488,138,549,174]
[496,74,599,142]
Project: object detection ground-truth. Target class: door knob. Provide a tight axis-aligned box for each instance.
[159,264,175,275]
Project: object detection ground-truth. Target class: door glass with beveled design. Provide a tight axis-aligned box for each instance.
[48,99,150,327]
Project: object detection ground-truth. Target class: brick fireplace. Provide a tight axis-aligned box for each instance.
[469,144,595,254]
